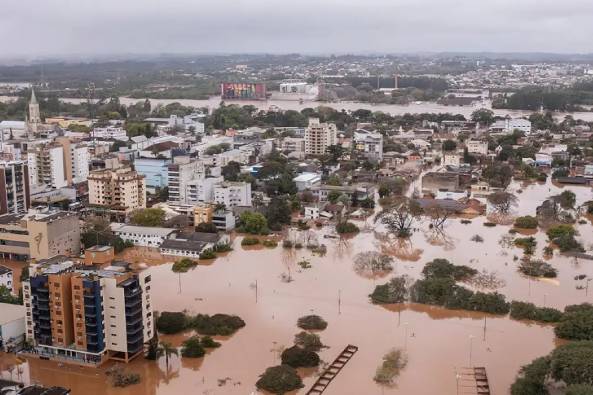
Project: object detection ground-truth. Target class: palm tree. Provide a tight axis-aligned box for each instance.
[157,342,178,369]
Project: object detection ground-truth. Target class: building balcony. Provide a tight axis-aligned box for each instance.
[126,316,143,328]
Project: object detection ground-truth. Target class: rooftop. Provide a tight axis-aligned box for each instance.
[110,223,177,237]
[160,238,206,252]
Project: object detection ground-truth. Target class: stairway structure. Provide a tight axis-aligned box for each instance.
[306,344,358,395]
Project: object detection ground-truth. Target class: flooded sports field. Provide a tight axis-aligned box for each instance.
[1,179,592,395]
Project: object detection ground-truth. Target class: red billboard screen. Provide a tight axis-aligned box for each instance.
[221,82,267,100]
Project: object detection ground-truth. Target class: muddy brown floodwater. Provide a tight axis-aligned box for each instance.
[0,178,592,395]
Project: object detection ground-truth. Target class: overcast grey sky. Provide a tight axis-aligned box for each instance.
[2,0,593,58]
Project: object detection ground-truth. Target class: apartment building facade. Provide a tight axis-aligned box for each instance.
[167,156,205,204]
[88,167,146,211]
[213,181,252,208]
[304,118,337,155]
[0,210,80,261]
[28,143,67,189]
[55,137,90,185]
[353,129,384,161]
[23,260,153,365]
[0,160,30,215]
[186,176,223,205]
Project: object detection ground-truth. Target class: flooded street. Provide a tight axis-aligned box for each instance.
[1,179,592,395]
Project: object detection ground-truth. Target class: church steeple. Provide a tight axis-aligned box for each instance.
[30,88,38,105]
[27,87,41,138]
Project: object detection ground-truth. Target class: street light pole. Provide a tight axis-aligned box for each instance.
[469,335,475,367]
[404,322,409,350]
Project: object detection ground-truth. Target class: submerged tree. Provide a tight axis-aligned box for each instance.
[157,342,179,369]
[423,202,456,229]
[487,191,518,216]
[377,197,422,238]
[374,348,408,386]
[353,251,394,278]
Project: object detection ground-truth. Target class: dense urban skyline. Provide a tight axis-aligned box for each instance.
[3,0,593,59]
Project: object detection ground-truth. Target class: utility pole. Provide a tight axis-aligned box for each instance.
[469,335,475,366]
[483,316,487,341]
[404,322,409,350]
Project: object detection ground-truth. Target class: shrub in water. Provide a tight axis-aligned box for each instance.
[555,304,593,341]
[369,276,410,304]
[281,345,320,368]
[181,336,205,358]
[156,312,187,334]
[172,258,197,273]
[241,237,260,246]
[514,216,538,229]
[297,315,328,331]
[519,260,557,278]
[510,301,563,323]
[199,248,216,260]
[256,365,303,394]
[294,331,324,352]
[191,313,246,336]
[335,221,360,234]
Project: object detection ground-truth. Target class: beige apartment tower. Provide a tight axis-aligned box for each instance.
[88,167,146,211]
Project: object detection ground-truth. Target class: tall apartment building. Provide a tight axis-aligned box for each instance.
[88,167,146,211]
[167,156,204,204]
[28,143,68,189]
[304,118,337,155]
[0,160,30,215]
[213,181,252,208]
[0,210,80,261]
[56,137,90,185]
[186,176,223,205]
[28,139,90,190]
[23,259,153,365]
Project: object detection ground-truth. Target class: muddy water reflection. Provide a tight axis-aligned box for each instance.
[3,179,592,394]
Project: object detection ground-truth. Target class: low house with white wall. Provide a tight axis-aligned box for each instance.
[110,223,177,247]
[304,206,320,220]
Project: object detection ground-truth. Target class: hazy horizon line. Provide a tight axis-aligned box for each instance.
[2,51,593,66]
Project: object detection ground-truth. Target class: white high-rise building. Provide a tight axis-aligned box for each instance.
[167,156,205,204]
[304,118,337,155]
[71,144,90,184]
[214,181,252,208]
[28,143,67,189]
[187,176,224,204]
